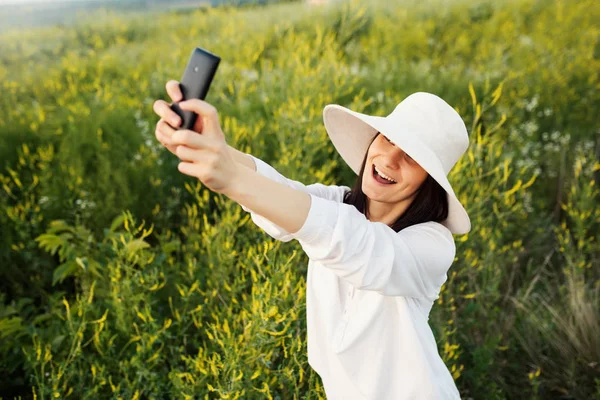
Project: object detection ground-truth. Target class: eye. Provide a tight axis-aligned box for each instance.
[384,135,395,146]
[405,152,414,162]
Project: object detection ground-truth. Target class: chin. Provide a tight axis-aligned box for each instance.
[362,183,382,200]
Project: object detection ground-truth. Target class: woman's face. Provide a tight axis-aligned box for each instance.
[362,132,429,221]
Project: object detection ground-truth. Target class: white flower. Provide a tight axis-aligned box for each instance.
[525,95,538,111]
[240,68,259,82]
[519,35,533,46]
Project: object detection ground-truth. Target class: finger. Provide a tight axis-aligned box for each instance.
[157,118,176,132]
[166,80,183,102]
[177,160,199,178]
[153,100,182,127]
[157,131,180,155]
[172,129,212,150]
[156,129,172,147]
[178,99,220,133]
[157,119,176,137]
[175,144,205,163]
[155,125,165,144]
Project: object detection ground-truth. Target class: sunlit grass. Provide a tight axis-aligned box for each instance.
[1,0,598,398]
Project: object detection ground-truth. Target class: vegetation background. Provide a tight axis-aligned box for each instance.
[0,0,598,398]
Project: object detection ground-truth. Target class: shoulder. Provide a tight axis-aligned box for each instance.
[402,220,454,241]
[306,183,351,203]
[398,221,456,271]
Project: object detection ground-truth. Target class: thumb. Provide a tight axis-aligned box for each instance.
[179,99,220,133]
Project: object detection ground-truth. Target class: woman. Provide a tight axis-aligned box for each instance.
[153,81,470,400]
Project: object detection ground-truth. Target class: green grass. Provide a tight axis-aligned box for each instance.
[0,0,599,398]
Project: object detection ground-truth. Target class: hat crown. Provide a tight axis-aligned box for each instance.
[388,92,469,174]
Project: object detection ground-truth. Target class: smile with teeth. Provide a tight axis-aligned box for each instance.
[373,164,397,183]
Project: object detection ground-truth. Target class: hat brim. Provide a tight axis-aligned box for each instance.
[323,104,471,235]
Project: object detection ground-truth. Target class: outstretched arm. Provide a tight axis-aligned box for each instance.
[224,164,312,235]
[226,149,350,242]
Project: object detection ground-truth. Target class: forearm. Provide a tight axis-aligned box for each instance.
[227,145,256,171]
[224,165,311,234]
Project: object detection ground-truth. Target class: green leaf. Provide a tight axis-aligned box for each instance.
[34,233,63,256]
[51,334,67,350]
[75,257,87,271]
[52,261,78,285]
[110,214,126,232]
[126,239,150,255]
[161,240,181,255]
[0,317,24,339]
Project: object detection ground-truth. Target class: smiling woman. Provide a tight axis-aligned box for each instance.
[230,93,471,400]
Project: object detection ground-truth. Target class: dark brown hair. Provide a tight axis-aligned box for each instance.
[342,132,449,232]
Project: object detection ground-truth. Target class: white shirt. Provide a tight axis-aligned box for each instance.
[240,155,462,400]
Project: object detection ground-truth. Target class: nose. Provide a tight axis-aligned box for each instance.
[382,146,407,170]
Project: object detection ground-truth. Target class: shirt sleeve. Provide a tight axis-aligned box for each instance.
[290,193,456,299]
[239,154,349,243]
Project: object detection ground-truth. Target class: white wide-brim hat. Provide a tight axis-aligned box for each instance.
[322,92,471,235]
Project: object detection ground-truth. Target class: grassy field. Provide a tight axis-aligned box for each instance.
[0,0,599,398]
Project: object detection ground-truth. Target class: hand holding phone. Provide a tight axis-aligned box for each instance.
[170,47,221,130]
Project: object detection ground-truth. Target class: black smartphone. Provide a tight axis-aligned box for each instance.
[171,47,221,130]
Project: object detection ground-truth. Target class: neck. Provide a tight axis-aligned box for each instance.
[366,196,414,226]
